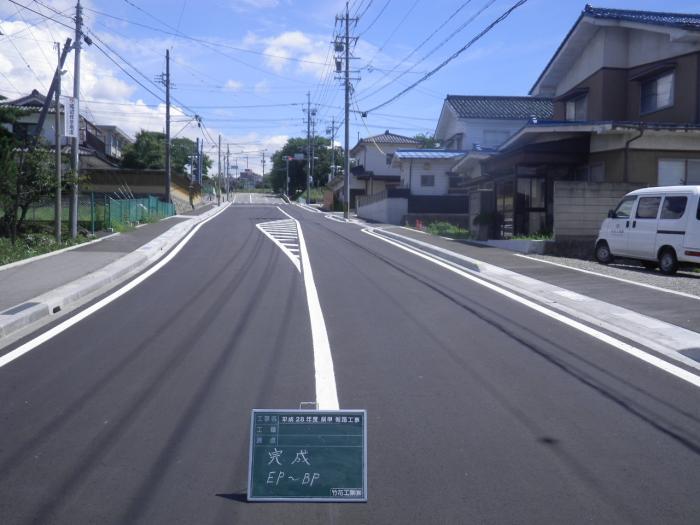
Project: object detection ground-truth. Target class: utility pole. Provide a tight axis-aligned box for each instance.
[226,145,230,201]
[311,116,316,192]
[285,156,290,197]
[217,134,222,205]
[54,43,63,243]
[197,139,203,184]
[343,2,351,219]
[327,117,336,184]
[69,0,82,239]
[261,150,266,180]
[164,49,171,203]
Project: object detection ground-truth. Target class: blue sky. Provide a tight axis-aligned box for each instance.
[1,0,699,174]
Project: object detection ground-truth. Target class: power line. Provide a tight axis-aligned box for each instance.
[7,0,75,31]
[363,0,420,70]
[357,0,391,37]
[359,0,495,102]
[364,0,529,113]
[81,6,327,68]
[357,0,474,96]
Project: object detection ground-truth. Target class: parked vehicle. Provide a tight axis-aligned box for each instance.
[595,186,700,275]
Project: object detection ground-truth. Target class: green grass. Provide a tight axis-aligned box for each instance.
[510,233,553,241]
[425,221,471,239]
[294,188,324,203]
[0,233,90,266]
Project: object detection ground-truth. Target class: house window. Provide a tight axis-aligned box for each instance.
[421,175,435,187]
[658,158,700,185]
[565,95,587,121]
[386,153,394,165]
[641,71,674,114]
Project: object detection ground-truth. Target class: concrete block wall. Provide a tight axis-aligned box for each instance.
[357,197,407,225]
[553,181,642,240]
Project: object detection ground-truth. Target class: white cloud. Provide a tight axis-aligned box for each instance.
[225,79,243,91]
[243,30,331,79]
[254,80,270,94]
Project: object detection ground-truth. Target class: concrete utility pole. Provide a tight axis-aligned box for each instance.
[261,150,265,180]
[217,134,222,205]
[343,2,351,219]
[226,145,230,201]
[306,91,312,204]
[327,117,336,184]
[164,49,171,203]
[69,0,82,239]
[311,116,316,192]
[197,138,203,184]
[285,156,290,197]
[54,43,63,243]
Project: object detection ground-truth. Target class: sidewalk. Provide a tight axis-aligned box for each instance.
[0,203,224,340]
[366,225,700,373]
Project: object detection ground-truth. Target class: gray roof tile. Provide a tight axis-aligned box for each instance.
[446,95,553,120]
[584,5,700,30]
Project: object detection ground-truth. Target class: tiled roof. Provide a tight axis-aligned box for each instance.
[583,5,700,30]
[446,95,553,120]
[357,130,421,145]
[393,149,467,160]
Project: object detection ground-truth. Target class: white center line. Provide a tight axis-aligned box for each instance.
[277,206,339,409]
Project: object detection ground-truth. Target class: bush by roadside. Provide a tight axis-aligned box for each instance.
[425,221,471,239]
[0,232,89,266]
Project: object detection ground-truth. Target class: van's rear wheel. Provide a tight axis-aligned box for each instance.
[658,248,678,275]
[595,241,613,264]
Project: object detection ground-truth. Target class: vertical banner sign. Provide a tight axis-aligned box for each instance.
[248,409,367,502]
[60,95,79,138]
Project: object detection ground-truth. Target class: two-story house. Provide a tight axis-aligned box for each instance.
[2,89,119,168]
[466,6,700,240]
[345,130,422,204]
[96,125,133,161]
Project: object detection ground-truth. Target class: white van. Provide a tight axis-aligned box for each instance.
[595,186,700,275]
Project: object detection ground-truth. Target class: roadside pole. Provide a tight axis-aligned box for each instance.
[54,43,62,243]
[69,0,82,239]
[306,91,311,204]
[217,134,222,206]
[164,49,171,204]
[343,2,351,219]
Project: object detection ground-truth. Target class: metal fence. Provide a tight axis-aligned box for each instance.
[24,194,176,232]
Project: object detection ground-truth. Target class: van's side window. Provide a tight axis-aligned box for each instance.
[660,196,687,220]
[614,196,636,218]
[635,197,661,219]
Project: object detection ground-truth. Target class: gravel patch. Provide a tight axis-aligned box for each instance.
[526,254,700,298]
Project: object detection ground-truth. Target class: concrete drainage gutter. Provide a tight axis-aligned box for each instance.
[0,204,228,340]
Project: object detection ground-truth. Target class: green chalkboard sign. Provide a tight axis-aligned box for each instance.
[247,409,367,502]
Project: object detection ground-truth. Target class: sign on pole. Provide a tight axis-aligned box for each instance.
[248,409,367,502]
[60,95,79,138]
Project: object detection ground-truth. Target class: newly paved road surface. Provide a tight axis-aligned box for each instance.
[1,195,698,524]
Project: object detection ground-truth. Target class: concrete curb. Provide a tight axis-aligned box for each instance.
[0,204,229,340]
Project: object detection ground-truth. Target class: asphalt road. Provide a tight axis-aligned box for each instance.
[1,197,699,524]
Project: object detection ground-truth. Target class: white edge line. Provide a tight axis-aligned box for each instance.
[362,228,700,389]
[0,232,121,273]
[276,206,339,409]
[0,204,230,370]
[515,253,700,302]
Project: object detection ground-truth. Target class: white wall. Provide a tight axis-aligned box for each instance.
[353,143,406,177]
[399,159,453,196]
[435,110,526,150]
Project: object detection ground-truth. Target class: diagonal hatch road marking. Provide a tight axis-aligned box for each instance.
[256,219,301,273]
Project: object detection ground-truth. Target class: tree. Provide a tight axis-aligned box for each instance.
[413,133,439,148]
[269,136,345,196]
[0,97,55,244]
[121,130,211,175]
